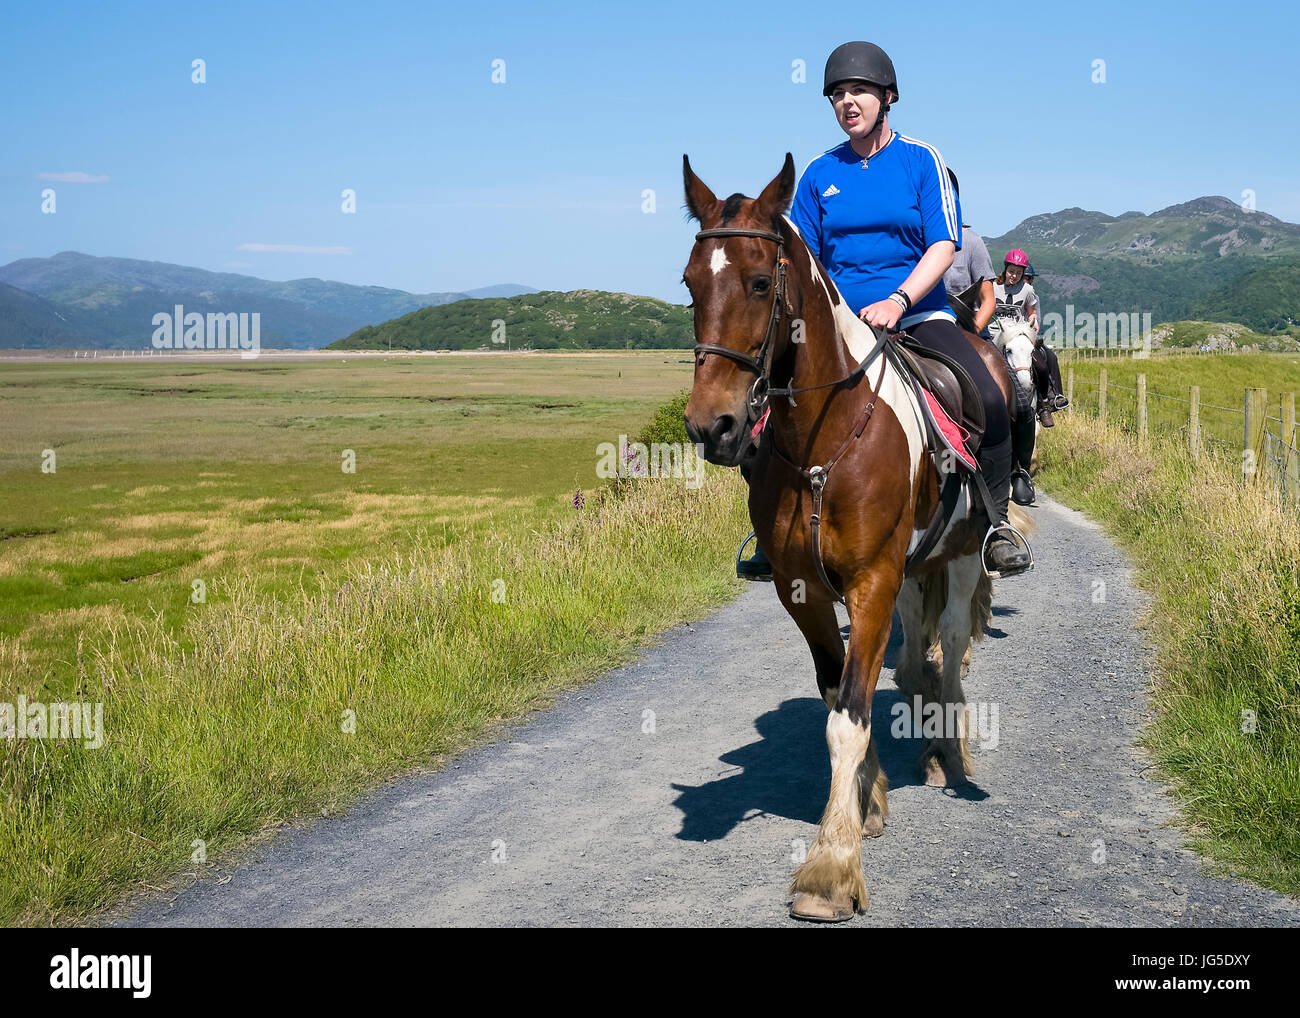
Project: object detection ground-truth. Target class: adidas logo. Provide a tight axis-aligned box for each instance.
[822,184,840,197]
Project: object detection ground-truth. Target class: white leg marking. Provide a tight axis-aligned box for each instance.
[939,555,982,692]
[823,709,871,861]
[895,578,926,681]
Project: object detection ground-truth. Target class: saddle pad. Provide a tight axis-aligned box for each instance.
[922,390,976,471]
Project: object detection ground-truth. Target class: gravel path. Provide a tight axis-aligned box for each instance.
[120,494,1300,927]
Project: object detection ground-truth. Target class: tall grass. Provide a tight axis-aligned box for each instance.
[1039,413,1300,894]
[0,460,748,926]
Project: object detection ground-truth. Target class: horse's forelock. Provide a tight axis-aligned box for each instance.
[715,191,787,235]
[719,193,747,224]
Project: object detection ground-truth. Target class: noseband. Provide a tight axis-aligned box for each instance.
[691,227,792,423]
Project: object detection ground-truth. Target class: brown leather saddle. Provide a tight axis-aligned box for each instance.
[887,332,986,460]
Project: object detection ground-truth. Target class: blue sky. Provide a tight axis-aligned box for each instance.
[2,0,1296,303]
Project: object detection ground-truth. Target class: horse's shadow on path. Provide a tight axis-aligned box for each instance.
[671,611,990,843]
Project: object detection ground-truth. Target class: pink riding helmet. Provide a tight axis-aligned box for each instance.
[1004,248,1029,267]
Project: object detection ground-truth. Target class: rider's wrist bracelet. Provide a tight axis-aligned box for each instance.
[889,290,911,311]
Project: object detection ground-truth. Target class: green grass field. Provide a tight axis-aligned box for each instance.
[1038,351,1300,895]
[1,352,698,694]
[1060,350,1300,453]
[0,352,750,925]
[5,345,1297,922]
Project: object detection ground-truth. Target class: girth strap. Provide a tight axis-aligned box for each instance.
[904,471,962,576]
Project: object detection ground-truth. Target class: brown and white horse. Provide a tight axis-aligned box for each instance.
[682,154,1021,922]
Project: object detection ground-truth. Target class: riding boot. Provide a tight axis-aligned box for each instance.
[736,451,773,581]
[1012,407,1036,473]
[736,541,773,581]
[976,435,1031,576]
[1010,408,1037,506]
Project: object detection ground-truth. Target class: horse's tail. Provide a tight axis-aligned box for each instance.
[970,568,993,645]
[1007,501,1034,537]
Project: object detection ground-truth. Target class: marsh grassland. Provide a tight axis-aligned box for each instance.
[0,351,747,925]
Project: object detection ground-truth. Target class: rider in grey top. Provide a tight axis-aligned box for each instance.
[941,170,996,336]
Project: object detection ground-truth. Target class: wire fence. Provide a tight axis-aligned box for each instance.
[1065,364,1300,510]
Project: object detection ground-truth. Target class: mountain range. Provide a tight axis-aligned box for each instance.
[327,289,693,351]
[0,251,535,349]
[1,195,1296,349]
[985,196,1300,332]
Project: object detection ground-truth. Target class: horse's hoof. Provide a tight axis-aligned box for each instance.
[789,892,857,923]
[863,812,886,838]
[921,752,969,788]
[922,754,947,787]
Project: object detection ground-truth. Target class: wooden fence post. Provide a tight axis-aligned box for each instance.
[1286,392,1297,503]
[1067,366,1074,409]
[1189,385,1200,464]
[1244,387,1267,484]
[1137,374,1147,443]
[1099,368,1108,424]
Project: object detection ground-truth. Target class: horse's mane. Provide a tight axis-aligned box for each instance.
[997,319,1037,347]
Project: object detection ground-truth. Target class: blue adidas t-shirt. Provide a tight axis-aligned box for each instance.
[790,133,962,326]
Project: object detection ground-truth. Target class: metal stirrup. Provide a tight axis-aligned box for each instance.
[981,521,1034,579]
[736,531,760,572]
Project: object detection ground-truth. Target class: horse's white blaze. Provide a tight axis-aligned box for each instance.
[996,320,1037,402]
[709,247,729,275]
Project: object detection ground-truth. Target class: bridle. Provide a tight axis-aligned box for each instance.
[690,225,884,422]
[691,226,792,425]
[996,316,1036,381]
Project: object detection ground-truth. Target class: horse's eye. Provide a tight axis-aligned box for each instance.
[752,276,771,294]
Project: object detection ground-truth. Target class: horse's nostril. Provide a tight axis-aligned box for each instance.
[711,414,739,445]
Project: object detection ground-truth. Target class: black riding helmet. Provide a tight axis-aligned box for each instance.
[822,41,898,100]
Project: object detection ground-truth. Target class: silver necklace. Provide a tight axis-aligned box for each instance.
[859,130,893,169]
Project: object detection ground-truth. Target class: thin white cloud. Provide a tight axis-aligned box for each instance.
[38,171,110,183]
[237,243,352,255]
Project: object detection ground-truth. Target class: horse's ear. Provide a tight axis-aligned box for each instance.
[754,152,796,224]
[682,155,719,224]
